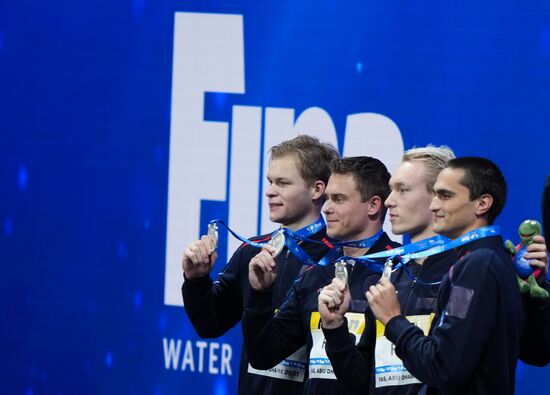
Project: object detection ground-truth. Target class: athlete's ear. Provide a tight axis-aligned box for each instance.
[367,195,382,216]
[311,180,326,201]
[475,193,493,219]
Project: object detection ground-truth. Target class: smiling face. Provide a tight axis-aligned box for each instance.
[322,173,377,241]
[385,161,435,241]
[265,154,322,230]
[430,167,482,239]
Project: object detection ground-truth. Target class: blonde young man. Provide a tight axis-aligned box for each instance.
[182,135,338,395]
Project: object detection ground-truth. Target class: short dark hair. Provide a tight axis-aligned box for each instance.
[269,135,339,186]
[330,156,391,221]
[447,157,507,224]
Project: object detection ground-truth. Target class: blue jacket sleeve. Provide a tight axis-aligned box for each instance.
[384,253,500,389]
[323,313,374,395]
[182,245,249,338]
[242,277,307,370]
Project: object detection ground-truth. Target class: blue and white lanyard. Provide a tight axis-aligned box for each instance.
[402,226,500,262]
[391,226,500,285]
[335,226,501,281]
[211,218,500,280]
[402,226,501,285]
[314,229,384,267]
[279,219,330,266]
[289,227,383,249]
[209,218,327,265]
[209,218,383,267]
[335,234,449,273]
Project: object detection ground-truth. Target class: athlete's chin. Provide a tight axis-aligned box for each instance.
[269,212,287,225]
[432,224,449,238]
[390,223,407,236]
[326,226,344,240]
[327,231,342,240]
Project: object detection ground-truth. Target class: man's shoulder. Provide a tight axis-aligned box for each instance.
[462,244,508,267]
[454,240,513,282]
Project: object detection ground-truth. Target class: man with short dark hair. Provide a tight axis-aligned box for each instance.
[182,135,339,395]
[367,157,523,394]
[242,156,400,395]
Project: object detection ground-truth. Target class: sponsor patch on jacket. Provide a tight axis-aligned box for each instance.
[446,286,474,319]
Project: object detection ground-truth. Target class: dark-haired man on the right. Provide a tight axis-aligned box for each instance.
[368,157,523,394]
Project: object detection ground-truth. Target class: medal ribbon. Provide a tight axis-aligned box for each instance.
[209,219,276,249]
[397,226,501,285]
[335,226,500,276]
[314,229,384,267]
[209,218,327,265]
[333,234,449,273]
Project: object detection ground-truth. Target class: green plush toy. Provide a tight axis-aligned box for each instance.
[505,220,549,299]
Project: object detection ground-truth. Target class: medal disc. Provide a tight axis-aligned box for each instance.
[334,260,348,284]
[382,260,393,280]
[268,230,285,257]
[207,223,218,253]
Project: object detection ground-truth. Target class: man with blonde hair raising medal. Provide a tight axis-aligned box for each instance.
[182,135,338,395]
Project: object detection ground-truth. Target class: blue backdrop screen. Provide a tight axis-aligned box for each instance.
[1,1,549,394]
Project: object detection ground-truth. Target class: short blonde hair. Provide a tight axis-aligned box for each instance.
[402,145,456,191]
[269,135,339,186]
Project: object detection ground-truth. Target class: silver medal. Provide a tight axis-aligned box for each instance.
[268,230,285,257]
[207,223,219,253]
[334,260,348,284]
[382,259,393,280]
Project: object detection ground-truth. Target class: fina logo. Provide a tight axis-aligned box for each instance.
[164,12,405,306]
[307,222,324,233]
[393,247,405,255]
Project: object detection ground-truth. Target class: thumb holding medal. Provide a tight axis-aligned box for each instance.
[366,277,401,326]
[319,274,351,330]
[249,229,286,291]
[182,223,219,280]
[248,243,280,291]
